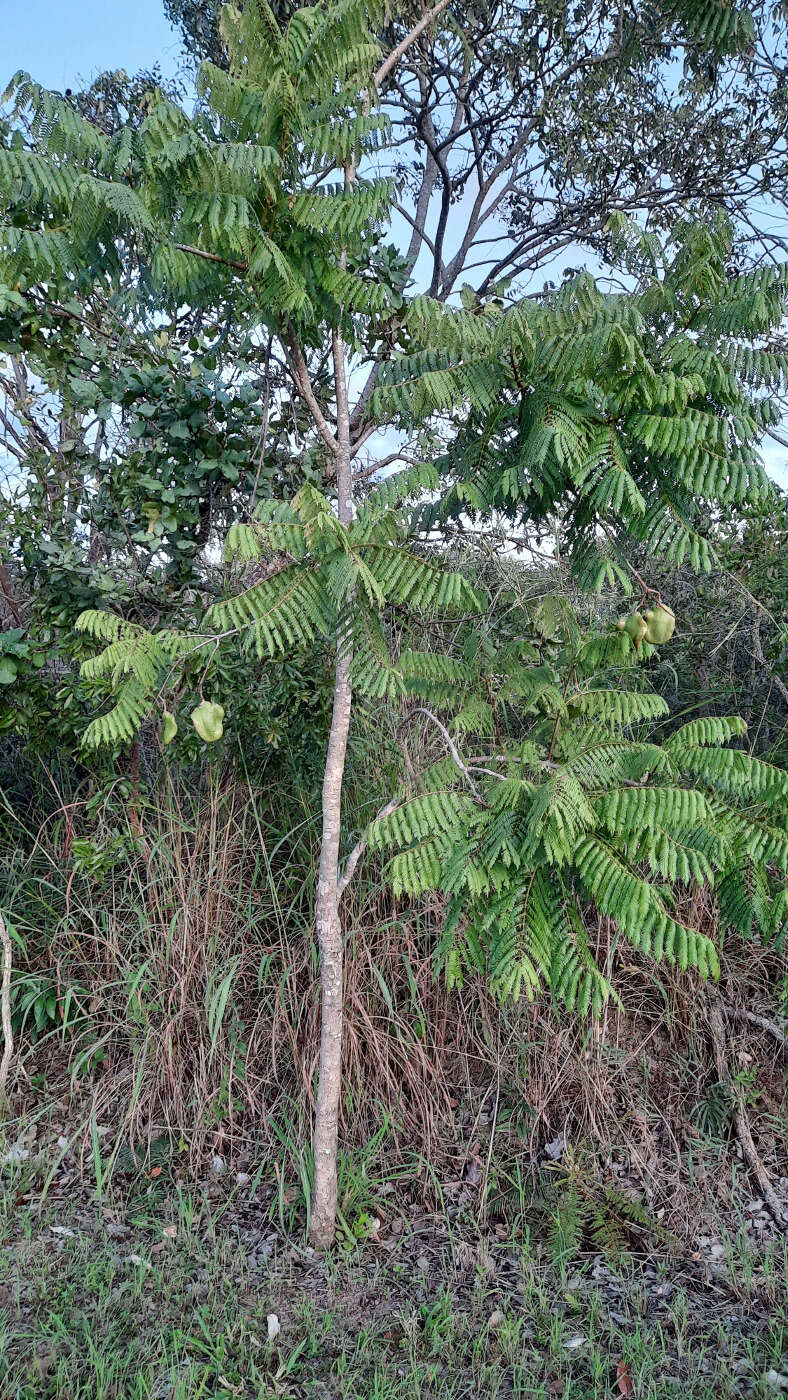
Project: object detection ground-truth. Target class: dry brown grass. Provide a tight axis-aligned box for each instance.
[2,777,785,1232]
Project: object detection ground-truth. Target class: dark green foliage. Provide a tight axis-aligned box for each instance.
[0,1,392,322]
[548,1180,660,1267]
[691,1079,736,1140]
[164,0,227,65]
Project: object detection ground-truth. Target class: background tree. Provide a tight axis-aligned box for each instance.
[168,0,788,282]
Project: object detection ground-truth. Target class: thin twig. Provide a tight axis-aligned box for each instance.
[399,706,484,801]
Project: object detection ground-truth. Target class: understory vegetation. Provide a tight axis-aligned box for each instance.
[0,0,787,1393]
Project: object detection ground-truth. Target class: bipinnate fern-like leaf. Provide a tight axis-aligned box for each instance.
[73,482,483,741]
[368,601,786,1013]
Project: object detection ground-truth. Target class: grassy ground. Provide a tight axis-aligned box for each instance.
[1,1148,786,1400]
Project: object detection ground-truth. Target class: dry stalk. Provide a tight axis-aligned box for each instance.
[0,909,13,1101]
[707,988,787,1231]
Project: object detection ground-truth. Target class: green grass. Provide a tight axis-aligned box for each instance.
[0,1168,785,1400]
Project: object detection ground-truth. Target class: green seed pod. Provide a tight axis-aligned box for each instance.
[643,603,676,646]
[162,711,178,745]
[191,700,225,743]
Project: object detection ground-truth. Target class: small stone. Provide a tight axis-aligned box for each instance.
[211,1155,226,1175]
[563,1334,585,1350]
[267,1314,280,1340]
[488,1310,505,1329]
[709,1243,726,1260]
[416,1254,431,1271]
[764,1370,788,1390]
[2,1145,29,1164]
[235,1172,250,1186]
[56,1136,70,1153]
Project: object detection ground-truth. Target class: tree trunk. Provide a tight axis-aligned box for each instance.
[309,641,353,1246]
[309,333,353,1248]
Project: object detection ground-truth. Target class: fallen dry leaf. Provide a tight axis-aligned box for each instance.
[217,1377,244,1396]
[616,1359,633,1396]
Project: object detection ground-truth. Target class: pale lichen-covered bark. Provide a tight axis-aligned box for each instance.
[309,330,354,1249]
[309,640,353,1247]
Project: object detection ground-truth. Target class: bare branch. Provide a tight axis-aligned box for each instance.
[285,330,340,457]
[373,0,454,92]
[725,1004,787,1047]
[338,796,400,897]
[399,706,484,801]
[174,242,248,273]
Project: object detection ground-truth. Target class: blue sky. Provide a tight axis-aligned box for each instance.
[7,0,183,92]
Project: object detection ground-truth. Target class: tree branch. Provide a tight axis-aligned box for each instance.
[373,0,454,92]
[0,561,23,627]
[708,990,787,1230]
[285,330,340,457]
[338,796,400,897]
[174,242,248,273]
[399,706,484,801]
[725,1004,787,1047]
